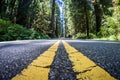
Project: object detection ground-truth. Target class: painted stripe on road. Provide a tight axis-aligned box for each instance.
[62,40,116,80]
[12,41,60,80]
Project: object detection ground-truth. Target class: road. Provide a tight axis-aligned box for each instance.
[0,40,120,80]
[65,40,120,79]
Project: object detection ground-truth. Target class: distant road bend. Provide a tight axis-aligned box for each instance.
[0,40,120,80]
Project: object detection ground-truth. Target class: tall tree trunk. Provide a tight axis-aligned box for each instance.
[0,0,3,17]
[50,0,55,37]
[16,0,32,27]
[93,2,102,34]
[0,0,7,18]
[84,3,89,37]
[9,0,16,22]
[55,17,58,37]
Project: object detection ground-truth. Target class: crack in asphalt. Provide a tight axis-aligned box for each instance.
[75,65,97,74]
[31,65,50,68]
[66,40,120,79]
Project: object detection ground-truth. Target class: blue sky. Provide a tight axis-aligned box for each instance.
[56,0,65,32]
[56,0,64,22]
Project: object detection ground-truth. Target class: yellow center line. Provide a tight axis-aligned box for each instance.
[12,41,60,80]
[62,40,116,80]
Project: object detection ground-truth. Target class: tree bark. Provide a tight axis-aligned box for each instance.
[0,0,7,18]
[50,0,55,37]
[16,0,32,27]
[55,17,58,37]
[8,0,17,22]
[93,2,102,34]
[84,3,89,37]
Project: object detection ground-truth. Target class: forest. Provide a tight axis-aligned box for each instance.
[0,0,120,41]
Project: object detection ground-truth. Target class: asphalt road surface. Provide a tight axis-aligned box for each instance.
[0,39,120,80]
[65,40,120,79]
[0,40,57,80]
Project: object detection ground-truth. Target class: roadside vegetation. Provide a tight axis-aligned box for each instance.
[0,0,120,41]
[65,0,120,40]
[0,19,49,41]
[0,0,62,41]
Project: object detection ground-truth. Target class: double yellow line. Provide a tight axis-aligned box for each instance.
[62,41,115,80]
[12,41,60,80]
[12,40,116,80]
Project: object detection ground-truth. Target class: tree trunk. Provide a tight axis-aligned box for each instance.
[84,3,89,37]
[55,17,58,37]
[16,0,32,27]
[50,0,55,37]
[0,0,7,18]
[9,0,16,22]
[93,2,102,34]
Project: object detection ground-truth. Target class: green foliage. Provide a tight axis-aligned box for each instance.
[65,0,120,40]
[0,0,57,38]
[73,33,87,39]
[113,0,120,4]
[65,0,96,37]
[99,16,118,40]
[6,24,32,40]
[73,32,96,39]
[29,0,52,34]
[98,0,120,41]
[0,19,49,41]
[0,19,11,34]
[29,28,49,39]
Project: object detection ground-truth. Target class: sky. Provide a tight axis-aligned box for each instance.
[56,0,65,36]
[56,0,64,21]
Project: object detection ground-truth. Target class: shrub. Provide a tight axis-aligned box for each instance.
[0,19,11,41]
[73,33,87,39]
[73,32,97,39]
[0,19,49,41]
[99,16,117,38]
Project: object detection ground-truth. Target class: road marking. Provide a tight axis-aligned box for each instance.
[62,40,116,80]
[12,41,60,80]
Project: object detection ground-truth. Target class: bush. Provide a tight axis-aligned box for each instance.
[108,35,118,40]
[29,28,49,39]
[99,16,118,39]
[89,33,97,39]
[73,32,97,39]
[73,33,86,39]
[0,19,11,41]
[0,19,49,41]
